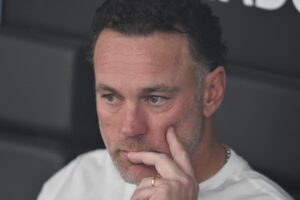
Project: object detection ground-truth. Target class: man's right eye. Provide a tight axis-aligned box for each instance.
[101,94,120,105]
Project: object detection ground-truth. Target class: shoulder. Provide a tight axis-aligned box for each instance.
[52,149,110,179]
[200,149,293,200]
[223,150,293,200]
[37,149,111,200]
[73,149,110,168]
[233,168,293,200]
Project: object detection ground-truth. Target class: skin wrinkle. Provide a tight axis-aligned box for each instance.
[94,32,184,71]
[93,31,209,87]
[96,84,180,99]
[94,29,212,184]
[96,83,181,115]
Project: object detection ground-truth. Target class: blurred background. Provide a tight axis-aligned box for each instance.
[0,0,299,199]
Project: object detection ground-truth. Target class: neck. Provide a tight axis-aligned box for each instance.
[191,118,226,183]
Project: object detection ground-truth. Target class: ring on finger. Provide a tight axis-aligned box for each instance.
[151,174,161,187]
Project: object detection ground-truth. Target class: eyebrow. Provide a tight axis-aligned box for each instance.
[96,83,179,95]
[140,85,180,94]
[96,84,119,94]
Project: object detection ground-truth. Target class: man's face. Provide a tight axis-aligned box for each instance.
[93,29,205,183]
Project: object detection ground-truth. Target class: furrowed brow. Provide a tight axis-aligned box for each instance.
[141,85,179,94]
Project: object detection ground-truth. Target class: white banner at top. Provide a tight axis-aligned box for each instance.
[209,0,300,13]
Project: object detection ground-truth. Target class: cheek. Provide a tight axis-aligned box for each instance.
[150,99,201,141]
[177,109,200,136]
[145,103,191,144]
[175,103,203,151]
[96,99,117,129]
[96,104,119,147]
[147,116,170,135]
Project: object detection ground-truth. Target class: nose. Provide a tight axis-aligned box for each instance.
[120,103,147,137]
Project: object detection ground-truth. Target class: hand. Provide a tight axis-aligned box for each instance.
[127,127,199,200]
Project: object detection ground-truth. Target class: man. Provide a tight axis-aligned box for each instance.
[38,0,293,199]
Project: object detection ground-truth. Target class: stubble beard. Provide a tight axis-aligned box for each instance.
[101,109,203,185]
[102,135,166,184]
[177,97,204,160]
[99,103,204,185]
[99,76,205,184]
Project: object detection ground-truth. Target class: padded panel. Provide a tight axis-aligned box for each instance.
[0,29,77,134]
[3,0,105,38]
[214,65,300,197]
[0,27,102,150]
[206,1,300,77]
[0,135,69,200]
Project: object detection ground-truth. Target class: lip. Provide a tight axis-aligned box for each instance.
[118,149,150,159]
[120,150,143,156]
[118,150,140,163]
[120,149,165,155]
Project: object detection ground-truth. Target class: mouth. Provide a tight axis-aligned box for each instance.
[120,149,141,153]
[115,150,154,170]
[117,149,151,166]
[118,149,142,162]
[118,149,165,162]
[118,147,152,154]
[111,149,158,184]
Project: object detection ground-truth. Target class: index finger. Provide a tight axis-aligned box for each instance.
[167,127,195,177]
[127,151,186,180]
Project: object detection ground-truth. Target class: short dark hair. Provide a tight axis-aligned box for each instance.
[91,0,227,71]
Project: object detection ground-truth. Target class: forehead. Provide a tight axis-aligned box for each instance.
[93,29,195,73]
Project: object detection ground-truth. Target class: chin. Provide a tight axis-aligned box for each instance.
[126,164,158,184]
[116,161,158,184]
[110,150,160,184]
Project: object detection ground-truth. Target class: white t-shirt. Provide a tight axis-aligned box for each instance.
[37,149,293,200]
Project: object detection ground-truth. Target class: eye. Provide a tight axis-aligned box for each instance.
[147,96,168,106]
[102,94,120,105]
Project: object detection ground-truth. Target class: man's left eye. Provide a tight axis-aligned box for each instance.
[147,96,168,106]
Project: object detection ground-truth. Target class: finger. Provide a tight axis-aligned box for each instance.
[133,178,172,200]
[131,186,155,200]
[167,127,195,177]
[136,177,154,189]
[137,176,167,189]
[127,151,185,180]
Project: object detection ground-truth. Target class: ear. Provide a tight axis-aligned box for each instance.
[203,66,226,118]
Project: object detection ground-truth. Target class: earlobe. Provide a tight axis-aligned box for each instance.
[203,66,226,118]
